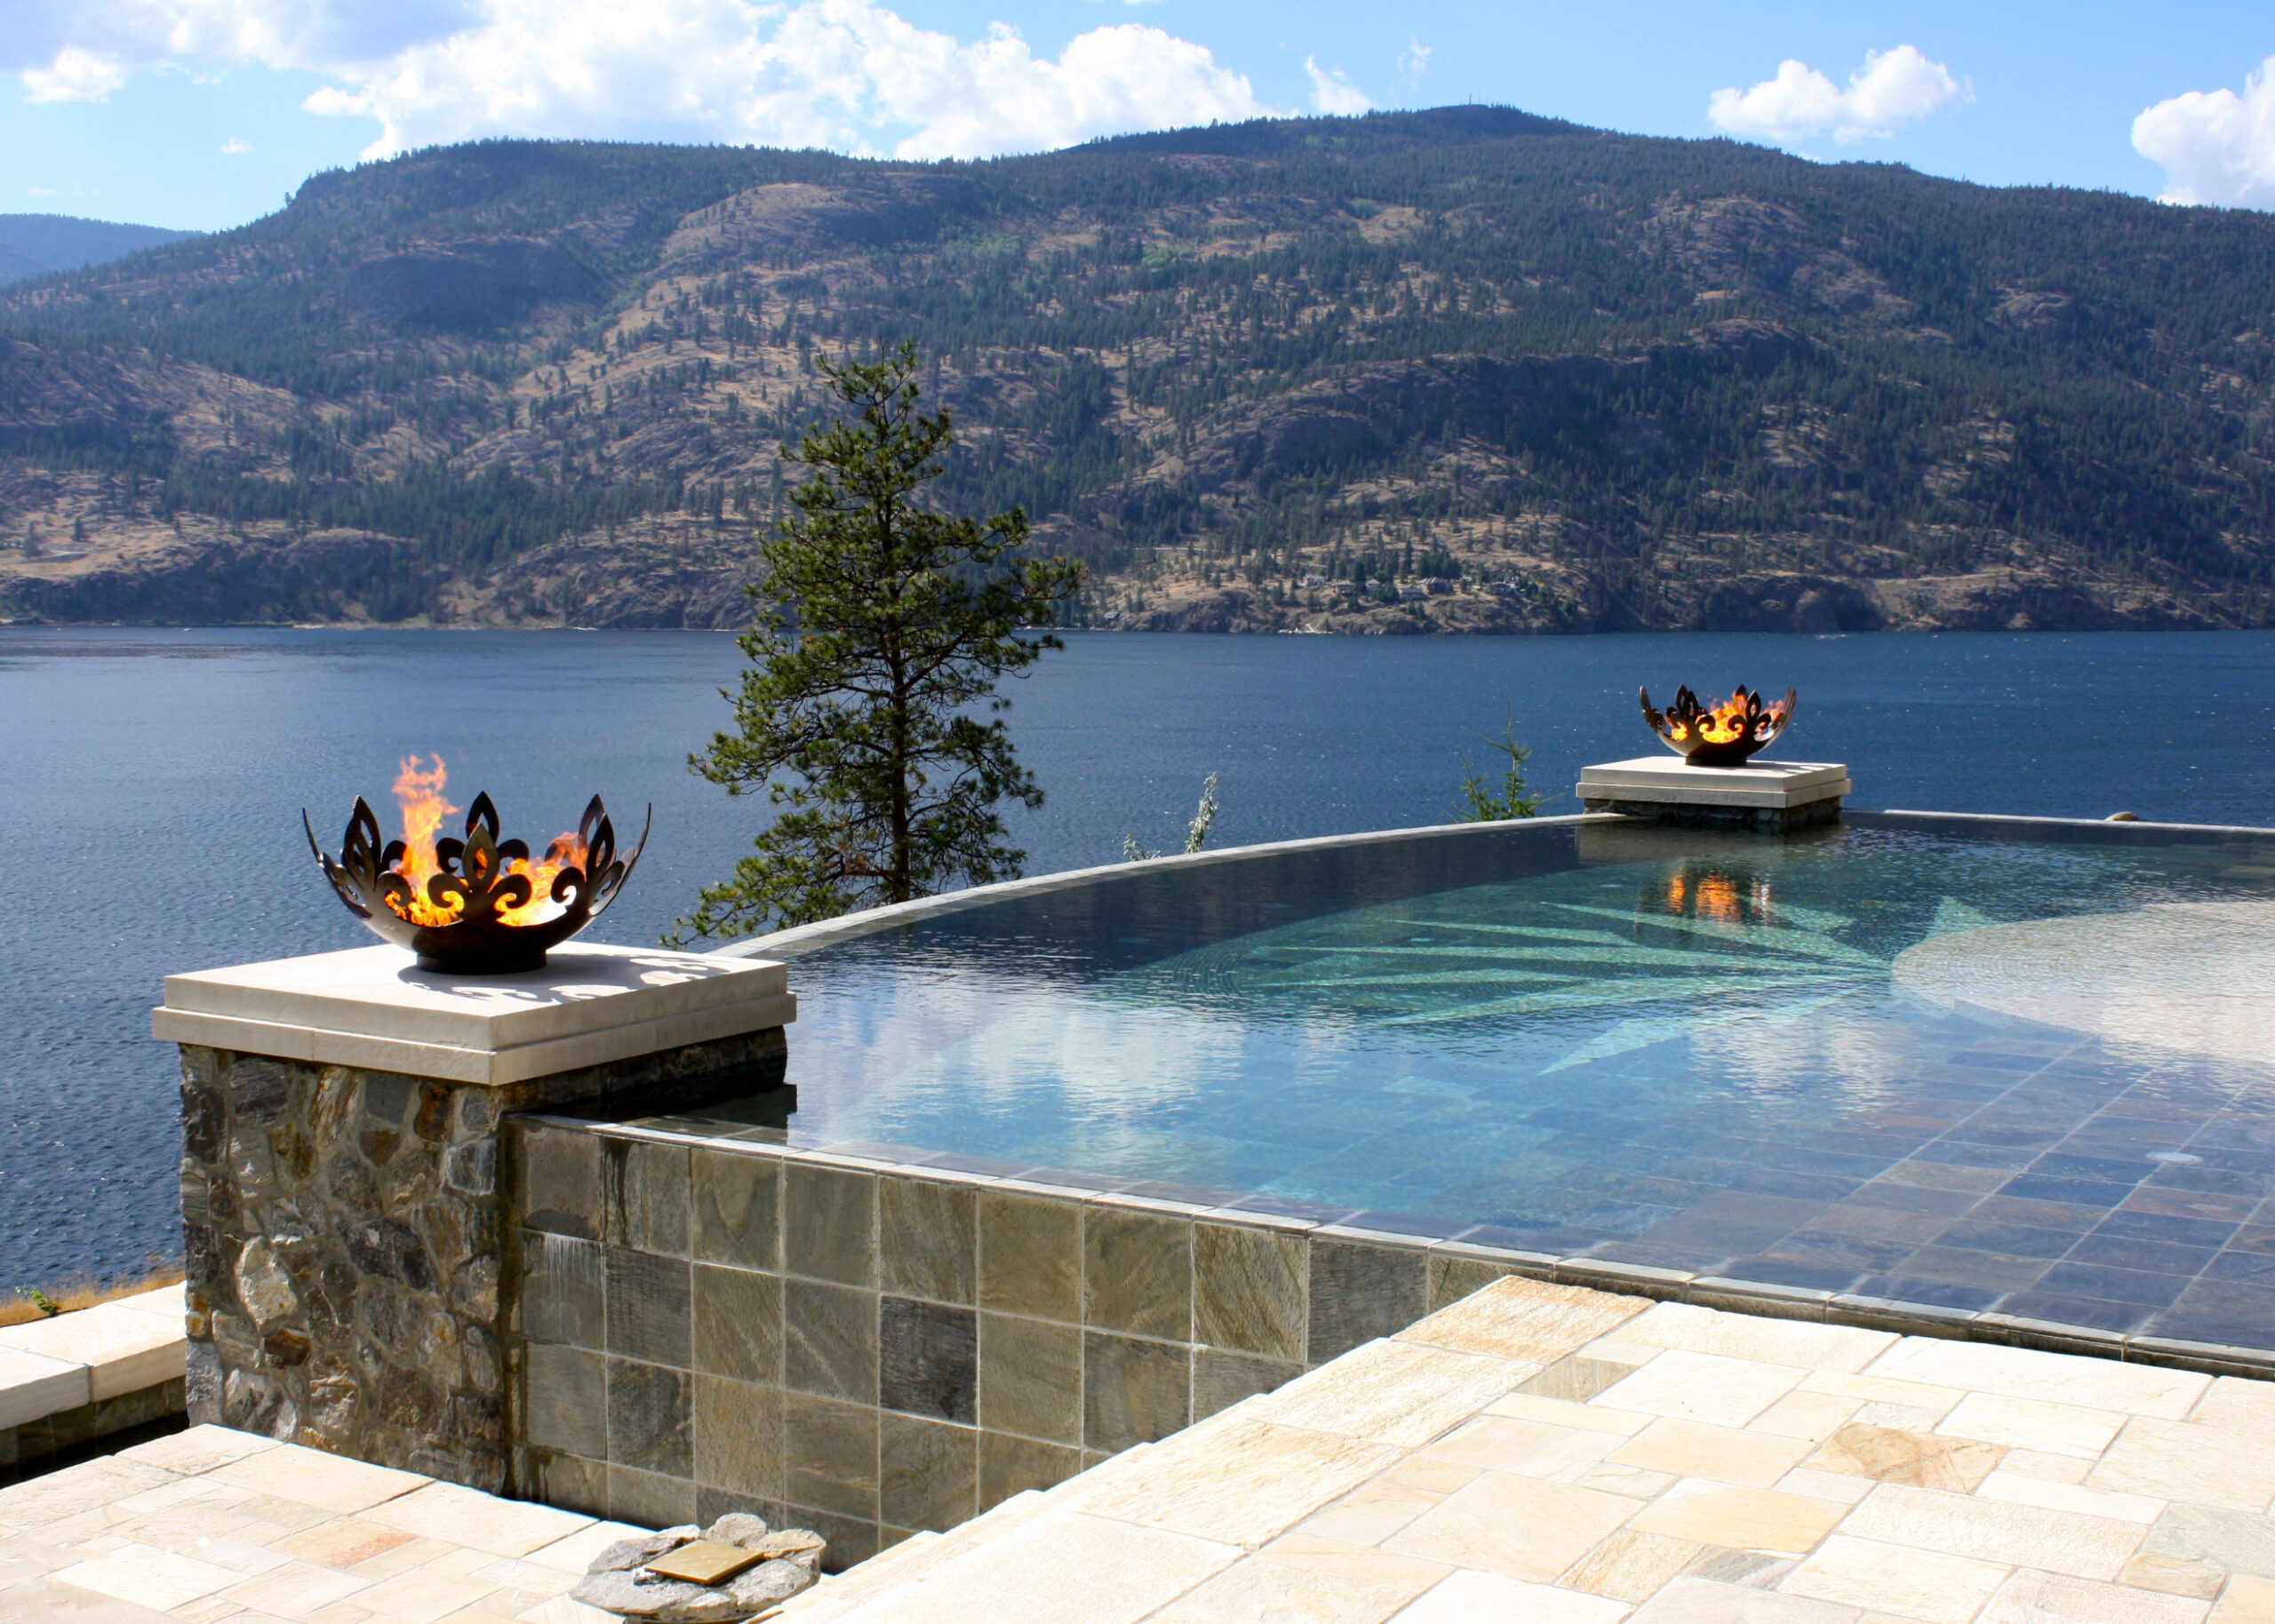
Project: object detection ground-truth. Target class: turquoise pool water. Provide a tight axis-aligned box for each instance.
[683,816,2275,1348]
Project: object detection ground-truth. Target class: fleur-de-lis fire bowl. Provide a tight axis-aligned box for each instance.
[1640,684,1797,767]
[307,790,651,974]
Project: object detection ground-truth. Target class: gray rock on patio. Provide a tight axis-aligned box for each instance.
[572,1515,825,1621]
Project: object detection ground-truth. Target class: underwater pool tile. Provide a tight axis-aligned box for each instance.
[1754,1232,1919,1272]
[1878,1160,2011,1195]
[1997,1174,2139,1207]
[1841,1182,1983,1218]
[1800,1204,1952,1246]
[1992,1292,2153,1335]
[1946,1051,2053,1072]
[1886,1246,2052,1294]
[2092,1209,2242,1248]
[1933,1221,2081,1261]
[1968,1195,2104,1231]
[1626,1190,1826,1252]
[2030,1152,2155,1185]
[2118,1186,2261,1226]
[2060,1233,2215,1276]
[1721,1257,1869,1294]
[2148,1281,2275,1348]
[1849,1275,2007,1314]
[2036,1262,2191,1309]
[2146,1163,2275,1200]
[1918,1142,2042,1172]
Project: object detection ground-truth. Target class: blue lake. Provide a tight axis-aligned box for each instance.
[7,625,2275,1285]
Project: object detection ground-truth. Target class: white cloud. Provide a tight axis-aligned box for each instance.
[1304,55,1369,117]
[2134,56,2275,208]
[9,0,1273,162]
[21,45,131,103]
[220,137,252,153]
[1399,37,1433,92]
[1708,44,1970,147]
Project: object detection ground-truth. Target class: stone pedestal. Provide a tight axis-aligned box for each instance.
[155,943,794,1493]
[1577,757,1851,832]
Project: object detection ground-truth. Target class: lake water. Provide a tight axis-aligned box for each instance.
[8,625,2275,1286]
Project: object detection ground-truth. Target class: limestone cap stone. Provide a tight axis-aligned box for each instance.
[153,942,795,1086]
[1577,756,1851,810]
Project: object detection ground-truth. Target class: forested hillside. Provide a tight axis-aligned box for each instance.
[4,107,2274,633]
[0,215,197,286]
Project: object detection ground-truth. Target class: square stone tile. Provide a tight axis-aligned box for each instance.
[523,1344,607,1460]
[1557,1526,1700,1603]
[519,1234,604,1351]
[1592,1350,1808,1428]
[881,1179,978,1306]
[604,1140,689,1259]
[1390,1568,1631,1622]
[604,1359,690,1479]
[604,1463,694,1529]
[1290,1478,1442,1548]
[1083,1207,1192,1342]
[1308,1238,1428,1364]
[1629,1483,1846,1556]
[690,1262,782,1385]
[1385,1471,1634,1581]
[692,1373,781,1500]
[2140,1502,2275,1581]
[978,1433,1082,1512]
[271,1517,420,1571]
[782,1392,878,1521]
[978,1191,1081,1324]
[784,1164,876,1288]
[55,1543,245,1610]
[1863,1338,2207,1420]
[1400,1276,1648,1365]
[880,1413,978,1534]
[978,1313,1082,1445]
[1083,1332,1189,1454]
[1625,1574,1862,1621]
[1409,1415,1622,1481]
[785,1278,878,1405]
[1193,1223,1306,1364]
[1975,1469,2166,1525]
[1192,1347,1301,1421]
[603,1249,690,1369]
[691,1147,778,1272]
[517,1124,601,1242]
[881,1297,978,1424]
[1780,1533,2008,1624]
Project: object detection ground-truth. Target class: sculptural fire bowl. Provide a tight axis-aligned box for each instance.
[1640,684,1797,767]
[307,757,649,973]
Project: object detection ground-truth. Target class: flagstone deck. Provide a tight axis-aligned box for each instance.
[778,1275,2275,1624]
[0,1425,635,1622]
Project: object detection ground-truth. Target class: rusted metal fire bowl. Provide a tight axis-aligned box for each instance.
[1640,684,1797,767]
[306,792,650,974]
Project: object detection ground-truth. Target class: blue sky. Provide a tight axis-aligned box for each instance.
[5,1,2274,233]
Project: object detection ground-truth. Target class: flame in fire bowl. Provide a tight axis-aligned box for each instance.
[306,757,649,973]
[1640,683,1797,767]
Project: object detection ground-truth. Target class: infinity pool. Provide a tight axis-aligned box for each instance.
[683,814,2275,1350]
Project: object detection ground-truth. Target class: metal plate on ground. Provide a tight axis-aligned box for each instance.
[646,1540,764,1585]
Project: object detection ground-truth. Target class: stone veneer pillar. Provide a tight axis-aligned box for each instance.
[155,943,794,1493]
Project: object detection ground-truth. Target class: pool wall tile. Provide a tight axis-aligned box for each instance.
[692,1147,779,1270]
[979,1431,1082,1506]
[784,1278,878,1403]
[881,1180,978,1304]
[690,1262,781,1383]
[609,1462,697,1528]
[1193,1222,1307,1362]
[879,1413,978,1532]
[1083,1329,1190,1453]
[1425,1250,1528,1313]
[978,1190,1082,1322]
[1193,1347,1302,1420]
[1308,1236,1429,1361]
[605,1357,691,1478]
[605,1139,690,1258]
[879,1296,978,1422]
[519,1231,605,1348]
[977,1312,1082,1443]
[521,1122,603,1240]
[1083,1207,1193,1340]
[782,1390,880,1520]
[784,1164,877,1286]
[693,1373,782,1498]
[603,1249,690,1368]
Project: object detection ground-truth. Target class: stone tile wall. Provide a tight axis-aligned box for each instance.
[505,1114,2275,1572]
[178,1028,786,1494]
[505,1118,1515,1568]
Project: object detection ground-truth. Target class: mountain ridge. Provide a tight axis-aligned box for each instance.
[2,108,2271,632]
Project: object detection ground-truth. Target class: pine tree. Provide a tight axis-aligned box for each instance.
[673,341,1085,939]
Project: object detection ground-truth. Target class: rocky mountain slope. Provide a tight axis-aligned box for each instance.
[3,110,2273,632]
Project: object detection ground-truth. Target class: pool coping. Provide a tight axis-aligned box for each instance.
[530,1112,2275,1385]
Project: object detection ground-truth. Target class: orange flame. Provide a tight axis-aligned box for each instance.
[382,755,584,928]
[1696,689,1752,745]
[389,755,460,926]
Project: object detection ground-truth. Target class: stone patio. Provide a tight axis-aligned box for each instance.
[778,1275,2275,1623]
[0,1424,637,1622]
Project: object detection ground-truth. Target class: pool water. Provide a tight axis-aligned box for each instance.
[684,816,2275,1349]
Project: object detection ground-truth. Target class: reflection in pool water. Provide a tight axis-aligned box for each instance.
[692,817,2275,1348]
